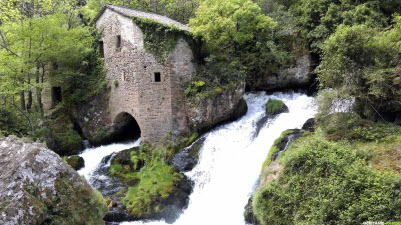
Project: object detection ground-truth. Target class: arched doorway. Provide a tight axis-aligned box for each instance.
[111,112,141,142]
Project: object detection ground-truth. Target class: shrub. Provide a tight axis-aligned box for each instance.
[253,133,401,225]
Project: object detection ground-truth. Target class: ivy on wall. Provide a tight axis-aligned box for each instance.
[131,16,193,63]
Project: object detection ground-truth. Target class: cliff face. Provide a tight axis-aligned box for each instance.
[185,82,247,133]
[248,54,314,91]
[0,136,108,225]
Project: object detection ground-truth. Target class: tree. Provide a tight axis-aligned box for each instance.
[290,0,401,55]
[83,0,199,24]
[0,13,93,130]
[317,16,401,119]
[189,0,287,81]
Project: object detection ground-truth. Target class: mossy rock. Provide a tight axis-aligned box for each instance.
[64,155,85,171]
[45,110,83,156]
[265,99,289,115]
[109,147,143,184]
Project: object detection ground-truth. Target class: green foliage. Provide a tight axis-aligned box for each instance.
[0,106,29,136]
[189,0,288,80]
[317,19,401,118]
[122,162,183,217]
[318,112,401,142]
[253,133,401,225]
[261,129,295,173]
[84,0,199,24]
[109,144,184,218]
[131,16,193,63]
[290,0,400,54]
[265,99,286,115]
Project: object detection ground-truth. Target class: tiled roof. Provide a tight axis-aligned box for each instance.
[96,4,191,31]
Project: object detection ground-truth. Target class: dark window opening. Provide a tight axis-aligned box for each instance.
[116,35,121,49]
[154,72,161,82]
[99,41,104,58]
[52,62,58,70]
[51,87,62,107]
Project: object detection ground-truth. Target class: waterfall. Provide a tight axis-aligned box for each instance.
[78,91,316,225]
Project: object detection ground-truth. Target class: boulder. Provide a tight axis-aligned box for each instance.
[244,197,260,225]
[0,136,108,225]
[302,118,316,132]
[64,155,85,170]
[170,136,205,172]
[265,99,289,116]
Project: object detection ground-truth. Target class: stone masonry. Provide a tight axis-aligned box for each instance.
[95,4,195,144]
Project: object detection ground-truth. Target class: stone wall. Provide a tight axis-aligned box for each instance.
[96,9,194,144]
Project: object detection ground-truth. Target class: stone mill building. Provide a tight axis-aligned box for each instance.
[95,4,196,144]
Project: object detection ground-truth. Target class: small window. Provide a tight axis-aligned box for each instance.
[99,41,104,58]
[154,72,161,82]
[116,35,121,49]
[52,87,62,106]
[52,62,58,70]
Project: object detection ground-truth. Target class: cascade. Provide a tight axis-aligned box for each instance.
[78,92,316,225]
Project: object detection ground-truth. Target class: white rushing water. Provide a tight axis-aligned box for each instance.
[117,92,316,225]
[78,140,140,182]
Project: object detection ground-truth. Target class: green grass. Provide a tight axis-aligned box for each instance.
[265,99,286,115]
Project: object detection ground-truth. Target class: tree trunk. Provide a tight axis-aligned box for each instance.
[20,90,26,111]
[27,78,32,111]
[35,64,43,115]
[36,75,43,116]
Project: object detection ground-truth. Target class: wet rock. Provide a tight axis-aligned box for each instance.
[64,155,85,170]
[186,82,247,133]
[170,136,205,172]
[244,197,260,225]
[302,118,316,132]
[147,176,193,223]
[0,136,108,225]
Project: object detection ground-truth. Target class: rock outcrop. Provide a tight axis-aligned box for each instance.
[0,136,108,225]
[186,82,247,133]
[248,54,314,92]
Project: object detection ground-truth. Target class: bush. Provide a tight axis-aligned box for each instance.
[265,99,288,115]
[253,133,401,225]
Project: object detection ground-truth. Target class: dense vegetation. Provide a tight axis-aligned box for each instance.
[2,0,401,223]
[109,144,186,218]
[254,129,401,225]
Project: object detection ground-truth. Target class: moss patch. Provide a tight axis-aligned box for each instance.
[260,129,295,174]
[33,177,108,225]
[265,99,287,115]
[132,16,193,64]
[46,109,83,156]
[109,144,185,219]
[63,155,85,171]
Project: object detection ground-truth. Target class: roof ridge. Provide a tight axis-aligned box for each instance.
[96,4,190,31]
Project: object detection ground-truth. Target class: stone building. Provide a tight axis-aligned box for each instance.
[94,4,195,144]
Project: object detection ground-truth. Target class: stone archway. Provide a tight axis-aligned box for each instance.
[111,112,141,142]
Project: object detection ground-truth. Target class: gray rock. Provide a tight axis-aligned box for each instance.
[170,136,205,172]
[0,136,108,225]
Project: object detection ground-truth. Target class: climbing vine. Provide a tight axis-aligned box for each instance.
[131,16,193,63]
